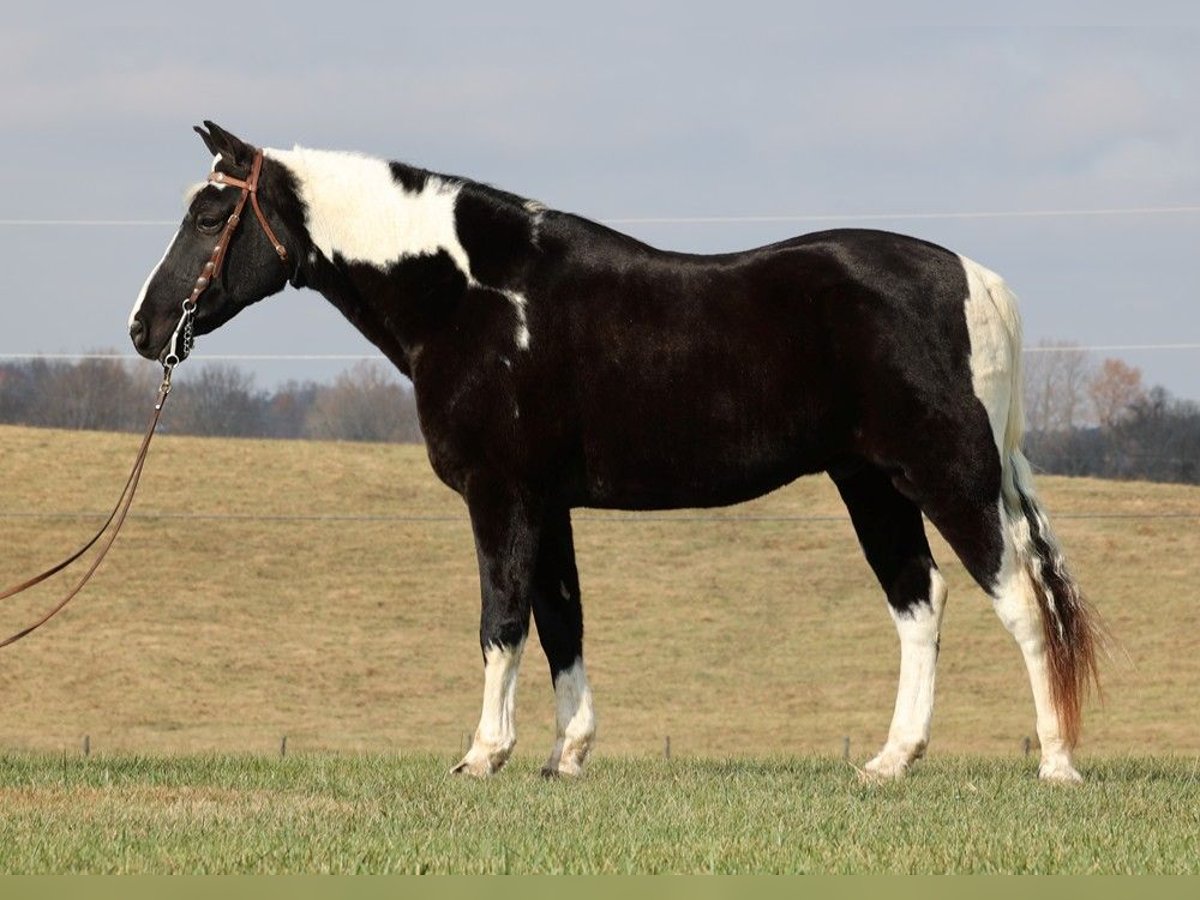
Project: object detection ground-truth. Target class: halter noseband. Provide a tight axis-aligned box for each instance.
[163,149,289,368]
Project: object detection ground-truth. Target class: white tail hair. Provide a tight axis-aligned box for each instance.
[968,261,1102,747]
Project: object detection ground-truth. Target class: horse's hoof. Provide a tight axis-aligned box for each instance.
[862,751,911,780]
[540,756,586,779]
[450,756,494,778]
[1038,760,1083,783]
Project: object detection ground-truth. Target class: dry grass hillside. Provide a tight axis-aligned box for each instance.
[1,425,1197,763]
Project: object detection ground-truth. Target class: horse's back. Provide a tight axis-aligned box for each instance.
[533,224,987,509]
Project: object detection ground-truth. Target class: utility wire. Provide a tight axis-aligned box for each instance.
[2,204,1200,229]
[1,510,1196,523]
[604,205,1200,225]
[4,345,1200,363]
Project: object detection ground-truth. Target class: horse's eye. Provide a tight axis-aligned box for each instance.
[195,213,224,234]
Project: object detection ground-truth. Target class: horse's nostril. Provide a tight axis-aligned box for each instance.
[130,317,148,349]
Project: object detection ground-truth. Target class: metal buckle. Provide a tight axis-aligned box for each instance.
[163,299,195,370]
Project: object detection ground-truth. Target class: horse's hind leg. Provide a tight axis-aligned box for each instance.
[831,462,948,778]
[531,506,596,777]
[909,448,1099,783]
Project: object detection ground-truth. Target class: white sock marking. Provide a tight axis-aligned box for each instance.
[868,567,947,776]
[991,527,1081,780]
[545,658,596,775]
[457,641,525,775]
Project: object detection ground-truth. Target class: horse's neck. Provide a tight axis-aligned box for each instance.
[267,147,470,273]
[271,146,540,290]
[268,146,540,369]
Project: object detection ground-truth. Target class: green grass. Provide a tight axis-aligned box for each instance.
[2,427,1200,873]
[0,753,1196,874]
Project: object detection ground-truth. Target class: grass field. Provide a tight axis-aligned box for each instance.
[1,753,1197,873]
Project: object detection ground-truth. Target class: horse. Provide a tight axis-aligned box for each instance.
[129,122,1101,781]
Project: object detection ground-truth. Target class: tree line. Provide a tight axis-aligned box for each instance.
[1022,342,1200,484]
[1,348,1197,484]
[0,358,422,443]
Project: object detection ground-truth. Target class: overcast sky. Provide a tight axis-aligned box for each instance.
[2,5,1198,399]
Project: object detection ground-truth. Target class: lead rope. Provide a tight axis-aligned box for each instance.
[0,149,286,648]
[0,364,175,648]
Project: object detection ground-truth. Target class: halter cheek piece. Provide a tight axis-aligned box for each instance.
[163,149,290,368]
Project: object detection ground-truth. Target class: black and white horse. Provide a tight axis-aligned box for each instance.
[130,123,1101,781]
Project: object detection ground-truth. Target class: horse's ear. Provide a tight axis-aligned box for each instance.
[194,121,256,170]
[194,123,220,157]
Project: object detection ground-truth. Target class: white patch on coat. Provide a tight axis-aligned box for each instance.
[989,530,1082,782]
[455,641,524,776]
[265,146,473,279]
[961,254,1083,782]
[207,154,228,190]
[960,254,1022,460]
[502,290,531,350]
[183,182,207,206]
[864,567,947,778]
[543,658,596,776]
[129,228,182,328]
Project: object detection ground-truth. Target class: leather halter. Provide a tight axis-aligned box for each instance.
[164,149,289,366]
[206,150,289,279]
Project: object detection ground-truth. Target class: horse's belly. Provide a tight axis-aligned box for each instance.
[577,407,829,509]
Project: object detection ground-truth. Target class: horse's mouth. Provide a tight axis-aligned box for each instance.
[129,317,164,361]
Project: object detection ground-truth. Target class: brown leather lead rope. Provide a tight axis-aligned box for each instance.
[0,362,173,648]
[1,148,288,648]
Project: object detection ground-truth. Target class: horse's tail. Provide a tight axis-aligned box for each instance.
[984,268,1103,747]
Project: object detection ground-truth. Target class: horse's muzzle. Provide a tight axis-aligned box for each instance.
[129,316,156,359]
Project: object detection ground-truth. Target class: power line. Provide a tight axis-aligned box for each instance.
[4,344,1200,364]
[604,205,1200,225]
[1,510,1196,523]
[2,204,1200,229]
[0,353,383,362]
[1023,343,1200,353]
[0,219,179,227]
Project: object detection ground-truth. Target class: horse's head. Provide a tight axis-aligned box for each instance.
[128,122,297,363]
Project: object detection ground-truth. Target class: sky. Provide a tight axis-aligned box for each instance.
[2,5,1199,399]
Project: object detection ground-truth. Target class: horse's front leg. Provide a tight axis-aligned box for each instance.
[531,506,595,777]
[452,485,541,777]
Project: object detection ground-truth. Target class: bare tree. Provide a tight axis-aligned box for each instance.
[0,363,38,423]
[305,361,423,443]
[24,355,158,432]
[1088,357,1145,427]
[262,379,321,439]
[165,364,266,437]
[1023,340,1095,433]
